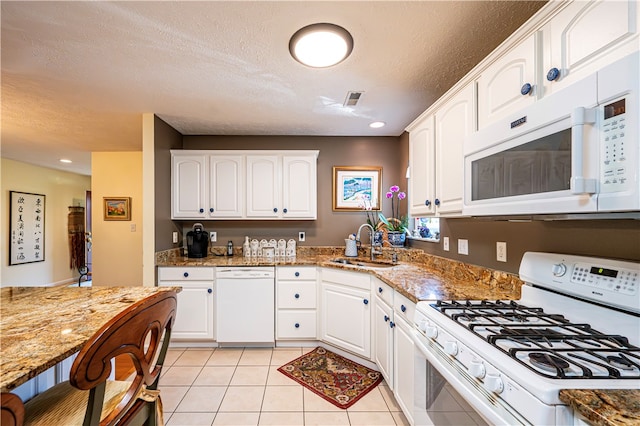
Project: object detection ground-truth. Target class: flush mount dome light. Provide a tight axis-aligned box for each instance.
[369,121,386,129]
[289,23,353,68]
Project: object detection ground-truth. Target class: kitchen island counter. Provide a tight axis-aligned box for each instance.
[560,389,640,426]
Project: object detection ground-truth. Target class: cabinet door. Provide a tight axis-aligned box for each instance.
[282,155,317,219]
[161,284,215,340]
[321,282,371,359]
[542,0,639,97]
[476,34,536,130]
[435,83,475,215]
[393,315,414,425]
[246,155,280,218]
[209,155,244,218]
[171,154,207,219]
[408,115,436,216]
[373,298,394,389]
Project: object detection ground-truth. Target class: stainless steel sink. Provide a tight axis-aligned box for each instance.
[330,258,395,269]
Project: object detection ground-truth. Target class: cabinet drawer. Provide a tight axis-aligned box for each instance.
[277,282,317,309]
[158,267,214,281]
[393,292,415,324]
[321,268,370,290]
[373,278,394,307]
[277,266,317,280]
[277,311,317,339]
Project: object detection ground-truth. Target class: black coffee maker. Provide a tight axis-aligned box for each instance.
[187,223,209,258]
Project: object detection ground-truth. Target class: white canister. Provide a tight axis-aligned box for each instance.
[345,239,358,257]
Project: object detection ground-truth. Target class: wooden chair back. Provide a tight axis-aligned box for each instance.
[1,393,25,426]
[69,290,177,426]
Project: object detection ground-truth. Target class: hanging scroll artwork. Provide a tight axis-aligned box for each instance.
[9,191,46,265]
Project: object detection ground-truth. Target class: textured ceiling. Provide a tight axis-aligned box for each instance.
[1,1,545,175]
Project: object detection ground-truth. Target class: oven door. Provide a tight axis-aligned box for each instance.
[413,329,530,426]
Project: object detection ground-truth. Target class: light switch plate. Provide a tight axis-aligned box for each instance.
[458,239,469,255]
[443,237,449,251]
[210,231,217,242]
[172,232,178,243]
[497,242,507,262]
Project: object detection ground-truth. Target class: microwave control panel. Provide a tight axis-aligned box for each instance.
[601,98,627,192]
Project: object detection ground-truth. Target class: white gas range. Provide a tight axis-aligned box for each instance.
[413,252,639,425]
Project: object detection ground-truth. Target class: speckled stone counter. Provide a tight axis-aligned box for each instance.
[0,286,181,392]
[156,246,523,303]
[559,389,640,426]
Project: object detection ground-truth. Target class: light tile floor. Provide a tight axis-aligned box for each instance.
[160,347,410,426]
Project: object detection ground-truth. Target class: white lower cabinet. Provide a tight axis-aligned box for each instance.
[320,269,372,359]
[393,313,415,425]
[276,266,318,340]
[157,267,215,341]
[373,286,394,388]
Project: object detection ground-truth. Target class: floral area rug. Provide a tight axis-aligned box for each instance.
[277,347,382,409]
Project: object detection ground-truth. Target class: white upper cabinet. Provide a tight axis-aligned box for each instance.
[477,0,638,130]
[172,150,317,220]
[541,0,639,97]
[408,114,435,216]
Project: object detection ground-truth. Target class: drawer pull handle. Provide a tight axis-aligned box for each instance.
[283,208,288,213]
[434,198,440,206]
[199,208,204,213]
[295,323,300,328]
[273,208,278,213]
[183,272,189,278]
[401,305,406,312]
[546,67,560,81]
[295,272,300,277]
[363,299,369,305]
[384,315,389,322]
[390,321,395,328]
[425,199,431,206]
[209,208,214,213]
[520,83,532,96]
[294,293,300,299]
[378,287,383,293]
[207,288,213,294]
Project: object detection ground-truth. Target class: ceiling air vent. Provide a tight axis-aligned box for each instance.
[344,91,364,107]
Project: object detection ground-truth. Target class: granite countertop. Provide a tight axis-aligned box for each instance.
[560,390,640,426]
[0,286,181,392]
[156,247,523,303]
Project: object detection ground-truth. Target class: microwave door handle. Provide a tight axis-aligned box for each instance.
[570,107,598,194]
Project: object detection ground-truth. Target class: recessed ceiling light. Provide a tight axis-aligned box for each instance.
[59,159,73,163]
[369,121,386,129]
[289,23,353,68]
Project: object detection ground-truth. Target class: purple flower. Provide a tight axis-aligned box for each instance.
[398,192,406,200]
[386,192,393,199]
[390,185,400,193]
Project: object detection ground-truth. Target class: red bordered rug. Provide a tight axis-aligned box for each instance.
[277,347,383,409]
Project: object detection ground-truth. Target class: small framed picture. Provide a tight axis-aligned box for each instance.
[332,166,382,211]
[103,197,131,221]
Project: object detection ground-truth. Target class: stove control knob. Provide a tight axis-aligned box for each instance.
[485,373,504,394]
[552,263,567,277]
[425,325,438,339]
[469,360,486,379]
[444,341,458,356]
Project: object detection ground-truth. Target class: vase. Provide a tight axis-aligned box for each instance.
[387,231,406,247]
[373,231,384,246]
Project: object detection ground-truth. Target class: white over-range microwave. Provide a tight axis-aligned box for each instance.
[463,52,639,217]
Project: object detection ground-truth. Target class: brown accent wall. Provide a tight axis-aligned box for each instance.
[154,116,183,251]
[176,135,405,247]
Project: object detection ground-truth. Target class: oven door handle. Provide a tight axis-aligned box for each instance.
[570,107,597,194]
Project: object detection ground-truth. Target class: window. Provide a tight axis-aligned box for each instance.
[411,217,440,242]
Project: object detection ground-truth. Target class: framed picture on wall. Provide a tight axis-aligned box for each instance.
[332,166,382,211]
[103,197,131,221]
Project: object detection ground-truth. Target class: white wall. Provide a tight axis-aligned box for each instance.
[1,158,91,286]
[91,152,143,286]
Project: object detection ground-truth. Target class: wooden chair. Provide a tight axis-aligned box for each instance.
[1,393,25,426]
[20,290,177,426]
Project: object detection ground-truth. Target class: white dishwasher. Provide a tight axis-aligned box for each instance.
[216,267,275,345]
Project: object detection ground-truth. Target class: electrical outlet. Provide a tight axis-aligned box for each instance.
[496,242,507,262]
[458,239,469,255]
[130,224,136,232]
[172,232,178,243]
[298,231,306,242]
[210,231,217,242]
[443,237,450,251]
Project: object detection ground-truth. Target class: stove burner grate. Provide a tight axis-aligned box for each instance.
[529,352,570,372]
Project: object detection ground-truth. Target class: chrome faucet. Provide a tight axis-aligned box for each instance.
[356,223,382,261]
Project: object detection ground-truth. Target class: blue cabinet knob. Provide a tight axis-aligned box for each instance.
[434,198,440,206]
[294,293,300,299]
[207,288,213,294]
[273,208,278,213]
[295,323,300,328]
[520,83,532,95]
[546,67,560,81]
[183,272,189,278]
[378,287,383,293]
[199,208,204,213]
[384,315,389,322]
[363,299,369,305]
[425,200,431,206]
[295,272,300,277]
[390,321,395,328]
[210,208,214,213]
[401,305,406,312]
[283,208,288,213]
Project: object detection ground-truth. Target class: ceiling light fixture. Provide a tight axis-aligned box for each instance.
[289,23,353,68]
[59,159,72,163]
[369,121,386,129]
